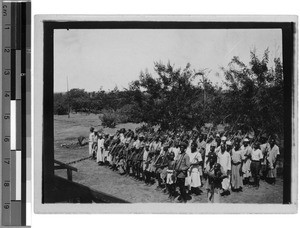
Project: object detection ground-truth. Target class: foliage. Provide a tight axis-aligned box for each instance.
[129,62,207,131]
[98,108,138,128]
[66,89,90,113]
[54,93,68,115]
[117,104,142,123]
[99,110,117,128]
[221,49,284,135]
[54,49,284,138]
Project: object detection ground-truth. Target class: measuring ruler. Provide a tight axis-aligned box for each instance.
[1,0,31,226]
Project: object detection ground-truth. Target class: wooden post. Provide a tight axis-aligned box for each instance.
[67,76,70,118]
[67,169,72,181]
[202,74,206,110]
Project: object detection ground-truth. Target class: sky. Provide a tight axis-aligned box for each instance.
[54,29,282,92]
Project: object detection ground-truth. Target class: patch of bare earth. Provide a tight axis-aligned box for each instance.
[55,158,283,203]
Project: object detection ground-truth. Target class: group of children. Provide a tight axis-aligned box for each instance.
[88,127,280,203]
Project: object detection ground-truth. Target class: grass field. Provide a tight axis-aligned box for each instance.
[54,113,283,203]
[54,113,142,162]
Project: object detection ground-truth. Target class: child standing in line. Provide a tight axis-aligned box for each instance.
[204,152,225,203]
[88,127,95,157]
[166,152,176,200]
[250,142,263,188]
[92,130,98,160]
[144,150,154,185]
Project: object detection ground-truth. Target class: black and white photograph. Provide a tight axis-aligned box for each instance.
[34,16,297,213]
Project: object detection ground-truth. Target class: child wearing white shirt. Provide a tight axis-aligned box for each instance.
[250,142,263,188]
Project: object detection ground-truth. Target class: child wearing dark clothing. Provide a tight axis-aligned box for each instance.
[144,151,154,185]
[204,152,226,203]
[166,152,176,200]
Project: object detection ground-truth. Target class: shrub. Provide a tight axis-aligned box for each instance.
[77,136,86,146]
[99,110,118,128]
[55,104,69,115]
[117,104,142,123]
[99,107,140,128]
[54,93,69,115]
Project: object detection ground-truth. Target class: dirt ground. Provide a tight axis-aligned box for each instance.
[55,158,283,204]
[54,113,283,204]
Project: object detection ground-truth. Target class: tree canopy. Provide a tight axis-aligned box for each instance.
[54,49,284,137]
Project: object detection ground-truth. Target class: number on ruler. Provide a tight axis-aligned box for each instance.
[4,48,10,53]
[4,182,10,187]
[3,114,10,120]
[4,92,10,98]
[2,5,7,17]
[3,203,10,210]
[4,158,10,165]
[4,69,10,76]
[3,137,10,143]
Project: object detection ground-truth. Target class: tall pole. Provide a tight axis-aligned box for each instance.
[202,74,206,110]
[67,76,70,118]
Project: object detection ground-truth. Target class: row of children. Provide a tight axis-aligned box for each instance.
[88,127,280,203]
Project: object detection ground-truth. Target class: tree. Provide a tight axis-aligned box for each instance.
[54,93,68,115]
[53,49,283,139]
[66,88,89,113]
[129,61,206,130]
[221,49,284,136]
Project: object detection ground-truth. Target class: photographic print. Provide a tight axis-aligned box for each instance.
[34,16,297,213]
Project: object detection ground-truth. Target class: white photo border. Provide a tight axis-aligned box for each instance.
[34,15,298,213]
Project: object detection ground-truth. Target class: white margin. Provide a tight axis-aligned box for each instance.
[34,15,298,214]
